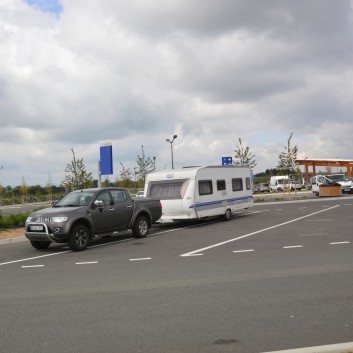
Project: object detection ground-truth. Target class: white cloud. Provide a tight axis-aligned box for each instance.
[0,0,353,186]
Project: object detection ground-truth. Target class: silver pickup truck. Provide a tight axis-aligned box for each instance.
[25,187,162,251]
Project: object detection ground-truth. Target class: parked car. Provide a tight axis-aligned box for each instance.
[256,183,271,193]
[135,191,145,197]
[290,180,302,191]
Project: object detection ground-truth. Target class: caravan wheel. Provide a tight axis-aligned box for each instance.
[223,209,231,221]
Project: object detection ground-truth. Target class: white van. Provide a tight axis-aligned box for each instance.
[311,174,352,196]
[144,166,253,222]
[269,175,291,192]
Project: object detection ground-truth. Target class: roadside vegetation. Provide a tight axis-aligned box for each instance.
[0,211,30,230]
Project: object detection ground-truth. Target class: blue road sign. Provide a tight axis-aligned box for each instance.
[222,156,233,165]
[100,143,113,175]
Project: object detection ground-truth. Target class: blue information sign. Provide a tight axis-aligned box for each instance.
[222,156,233,166]
[100,143,113,175]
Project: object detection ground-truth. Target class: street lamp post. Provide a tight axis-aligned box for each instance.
[166,135,177,169]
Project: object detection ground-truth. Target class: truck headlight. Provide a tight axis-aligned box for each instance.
[25,217,32,223]
[51,217,69,223]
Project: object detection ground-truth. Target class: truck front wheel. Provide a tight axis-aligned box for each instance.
[68,224,90,251]
[133,216,149,238]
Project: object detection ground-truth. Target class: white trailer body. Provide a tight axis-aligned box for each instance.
[144,166,253,222]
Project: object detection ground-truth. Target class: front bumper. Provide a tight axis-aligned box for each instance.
[25,223,68,243]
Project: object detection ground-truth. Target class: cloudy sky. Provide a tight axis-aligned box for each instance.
[1,0,353,186]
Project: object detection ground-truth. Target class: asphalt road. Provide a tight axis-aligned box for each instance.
[1,197,353,353]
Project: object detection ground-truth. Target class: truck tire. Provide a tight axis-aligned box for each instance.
[68,224,90,251]
[30,240,51,250]
[132,215,149,238]
[223,209,231,221]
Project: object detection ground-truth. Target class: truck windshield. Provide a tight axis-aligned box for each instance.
[54,191,96,207]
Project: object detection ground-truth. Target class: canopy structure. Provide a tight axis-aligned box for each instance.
[295,158,353,184]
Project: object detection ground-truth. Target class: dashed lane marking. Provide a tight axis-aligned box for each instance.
[330,241,350,245]
[21,265,44,268]
[233,249,255,253]
[129,258,152,261]
[76,261,99,265]
[283,245,303,249]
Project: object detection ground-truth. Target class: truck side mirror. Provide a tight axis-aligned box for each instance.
[94,200,104,208]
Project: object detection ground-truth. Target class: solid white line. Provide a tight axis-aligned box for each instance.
[0,250,72,266]
[21,265,44,268]
[283,245,303,249]
[129,258,152,261]
[233,249,254,253]
[330,241,350,245]
[76,261,98,265]
[180,205,340,257]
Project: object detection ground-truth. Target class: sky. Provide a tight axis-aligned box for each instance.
[1,0,353,187]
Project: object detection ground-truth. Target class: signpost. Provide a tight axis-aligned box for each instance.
[98,142,113,187]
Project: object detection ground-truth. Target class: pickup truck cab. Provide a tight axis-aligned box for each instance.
[25,187,162,251]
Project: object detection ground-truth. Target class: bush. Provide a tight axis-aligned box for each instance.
[0,211,30,229]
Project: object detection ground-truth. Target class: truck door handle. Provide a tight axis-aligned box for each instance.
[109,208,114,211]
[127,205,132,208]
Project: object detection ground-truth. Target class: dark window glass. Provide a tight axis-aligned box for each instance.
[217,180,226,191]
[232,178,243,191]
[199,180,213,195]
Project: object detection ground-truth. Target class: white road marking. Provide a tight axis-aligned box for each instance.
[283,245,303,249]
[180,205,340,257]
[21,265,44,268]
[129,258,152,261]
[76,261,98,265]
[233,249,254,253]
[0,251,72,266]
[330,241,350,245]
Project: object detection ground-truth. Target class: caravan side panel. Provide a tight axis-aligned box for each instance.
[191,167,253,219]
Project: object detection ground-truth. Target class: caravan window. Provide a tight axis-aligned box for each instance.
[217,180,226,191]
[232,178,243,191]
[246,177,251,190]
[148,179,189,200]
[199,180,213,195]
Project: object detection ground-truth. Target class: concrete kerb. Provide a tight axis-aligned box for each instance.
[262,341,353,353]
[0,237,28,245]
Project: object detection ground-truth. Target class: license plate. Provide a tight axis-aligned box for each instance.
[29,225,44,231]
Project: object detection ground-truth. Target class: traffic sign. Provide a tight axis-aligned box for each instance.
[222,156,233,166]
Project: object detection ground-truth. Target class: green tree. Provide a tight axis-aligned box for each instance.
[119,162,133,188]
[277,132,298,175]
[233,138,257,170]
[136,145,155,184]
[64,149,93,190]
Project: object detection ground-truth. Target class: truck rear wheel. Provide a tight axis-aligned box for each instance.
[30,240,51,250]
[133,215,149,238]
[68,224,90,251]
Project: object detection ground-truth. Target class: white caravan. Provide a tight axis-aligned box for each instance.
[144,166,253,222]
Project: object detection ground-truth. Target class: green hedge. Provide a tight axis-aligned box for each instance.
[0,211,30,229]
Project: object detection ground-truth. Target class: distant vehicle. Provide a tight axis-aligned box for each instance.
[144,165,253,222]
[290,180,302,191]
[25,187,162,251]
[269,176,291,192]
[135,191,145,197]
[255,183,271,193]
[311,174,352,196]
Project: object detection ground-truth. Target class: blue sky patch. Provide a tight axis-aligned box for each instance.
[26,0,63,14]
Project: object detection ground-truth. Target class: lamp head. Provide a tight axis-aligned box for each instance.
[173,135,177,139]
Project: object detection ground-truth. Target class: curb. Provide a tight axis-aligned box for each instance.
[0,237,28,245]
[262,341,353,353]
